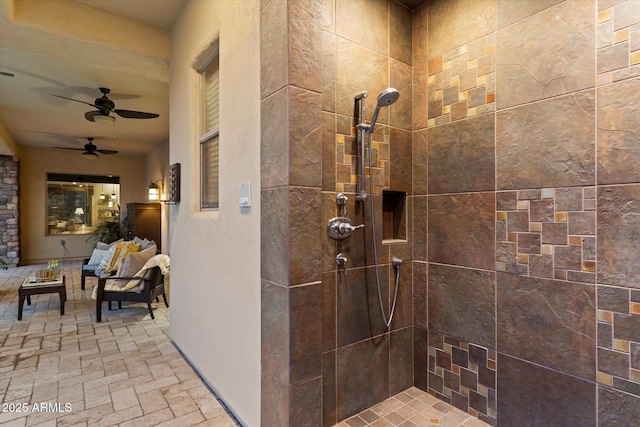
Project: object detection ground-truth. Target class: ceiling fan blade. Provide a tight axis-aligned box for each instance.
[114,109,159,119]
[51,94,99,109]
[96,149,119,155]
[53,146,84,151]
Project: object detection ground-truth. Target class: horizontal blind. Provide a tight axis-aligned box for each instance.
[201,135,219,209]
[203,56,219,135]
[200,53,219,209]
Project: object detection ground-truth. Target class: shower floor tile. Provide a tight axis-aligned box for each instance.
[334,387,490,427]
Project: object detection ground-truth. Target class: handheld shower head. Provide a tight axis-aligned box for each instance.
[369,88,399,131]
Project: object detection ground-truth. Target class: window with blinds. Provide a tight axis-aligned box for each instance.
[200,55,219,209]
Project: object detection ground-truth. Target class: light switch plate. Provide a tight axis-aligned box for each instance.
[239,182,251,208]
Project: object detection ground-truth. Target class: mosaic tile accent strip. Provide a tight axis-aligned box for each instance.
[427,34,496,128]
[428,332,497,426]
[596,0,640,85]
[597,287,640,397]
[335,124,390,195]
[496,187,597,283]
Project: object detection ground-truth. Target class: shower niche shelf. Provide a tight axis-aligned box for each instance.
[382,190,407,243]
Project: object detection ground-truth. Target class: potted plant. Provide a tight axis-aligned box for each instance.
[90,219,125,244]
[0,258,8,270]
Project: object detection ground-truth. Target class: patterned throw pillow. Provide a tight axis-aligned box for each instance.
[87,248,108,266]
[95,241,140,277]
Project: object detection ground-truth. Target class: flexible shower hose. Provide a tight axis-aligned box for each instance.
[367,131,401,328]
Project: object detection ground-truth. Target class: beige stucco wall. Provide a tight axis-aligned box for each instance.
[19,146,147,264]
[169,1,261,425]
[145,139,170,254]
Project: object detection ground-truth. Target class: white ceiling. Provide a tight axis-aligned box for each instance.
[0,0,186,157]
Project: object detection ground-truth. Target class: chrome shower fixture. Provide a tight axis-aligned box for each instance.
[368,88,400,132]
[354,87,400,202]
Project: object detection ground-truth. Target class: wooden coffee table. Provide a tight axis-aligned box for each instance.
[18,276,66,320]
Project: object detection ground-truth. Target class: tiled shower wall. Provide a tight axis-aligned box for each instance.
[413,0,640,425]
[261,0,640,425]
[0,155,20,266]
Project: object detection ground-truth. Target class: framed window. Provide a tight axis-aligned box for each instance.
[46,174,120,235]
[200,54,219,209]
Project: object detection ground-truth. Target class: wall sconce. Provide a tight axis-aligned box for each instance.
[148,179,164,202]
[148,163,180,204]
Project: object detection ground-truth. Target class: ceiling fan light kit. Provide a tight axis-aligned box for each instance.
[83,151,98,160]
[92,115,115,125]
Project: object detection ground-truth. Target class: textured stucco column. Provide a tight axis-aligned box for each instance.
[260,0,324,425]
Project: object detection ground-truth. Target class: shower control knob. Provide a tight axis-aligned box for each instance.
[327,217,365,240]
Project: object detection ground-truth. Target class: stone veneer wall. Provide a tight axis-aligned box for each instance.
[0,156,19,266]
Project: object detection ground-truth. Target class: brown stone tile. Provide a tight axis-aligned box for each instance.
[335,38,389,119]
[597,77,640,185]
[261,188,290,285]
[262,281,289,384]
[336,336,390,421]
[496,0,564,29]
[497,191,517,211]
[322,272,336,353]
[323,351,336,427]
[322,113,337,192]
[261,88,289,189]
[613,1,640,31]
[599,386,640,426]
[390,60,413,131]
[529,199,555,223]
[598,286,629,313]
[429,264,496,348]
[497,273,596,379]
[290,377,322,426]
[568,211,596,235]
[507,211,529,233]
[467,85,487,108]
[428,193,496,270]
[614,313,640,342]
[496,0,595,109]
[413,57,428,130]
[598,184,640,288]
[498,355,596,426]
[390,0,412,66]
[290,284,322,384]
[290,188,322,285]
[599,42,630,74]
[496,91,596,190]
[289,88,322,187]
[289,0,322,92]
[428,114,495,194]
[554,246,582,270]
[390,128,412,193]
[414,327,428,392]
[541,222,567,245]
[260,0,288,99]
[428,0,496,58]
[390,328,413,396]
[529,255,554,278]
[412,130,428,196]
[518,233,540,254]
[322,32,337,113]
[337,267,388,347]
[477,53,495,76]
[336,0,388,56]
[598,347,629,377]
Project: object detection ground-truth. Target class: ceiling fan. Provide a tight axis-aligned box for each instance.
[54,137,119,159]
[51,87,159,123]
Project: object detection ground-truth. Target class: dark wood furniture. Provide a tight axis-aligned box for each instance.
[95,266,168,322]
[18,276,66,320]
[81,258,98,290]
[126,202,161,251]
